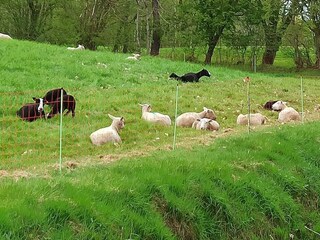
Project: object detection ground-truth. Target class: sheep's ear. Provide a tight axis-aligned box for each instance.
[32,97,36,101]
[138,103,144,107]
[120,117,124,121]
[203,107,208,111]
[108,114,115,120]
[283,101,287,105]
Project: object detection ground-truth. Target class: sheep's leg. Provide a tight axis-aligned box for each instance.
[64,110,70,116]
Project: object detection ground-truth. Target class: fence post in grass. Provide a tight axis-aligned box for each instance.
[59,88,63,173]
[173,84,179,150]
[300,76,304,123]
[253,52,257,73]
[244,76,251,133]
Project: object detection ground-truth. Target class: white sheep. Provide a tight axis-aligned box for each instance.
[236,113,266,126]
[139,103,171,126]
[192,118,220,131]
[176,107,216,127]
[0,33,12,40]
[67,44,85,50]
[90,114,125,146]
[127,53,141,60]
[272,101,301,123]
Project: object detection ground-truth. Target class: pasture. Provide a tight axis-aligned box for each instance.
[0,40,320,239]
[1,40,320,172]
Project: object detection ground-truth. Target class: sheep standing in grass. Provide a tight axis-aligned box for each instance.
[139,103,171,126]
[127,53,141,60]
[90,114,125,146]
[236,113,266,126]
[192,118,220,131]
[272,101,301,123]
[176,107,216,127]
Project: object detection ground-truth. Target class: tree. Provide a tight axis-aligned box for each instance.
[258,0,297,65]
[150,0,161,56]
[299,0,320,69]
[195,0,257,64]
[79,0,115,50]
[1,0,55,40]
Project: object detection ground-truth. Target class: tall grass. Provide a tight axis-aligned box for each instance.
[0,122,319,239]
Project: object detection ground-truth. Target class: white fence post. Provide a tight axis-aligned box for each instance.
[59,88,63,173]
[173,84,179,150]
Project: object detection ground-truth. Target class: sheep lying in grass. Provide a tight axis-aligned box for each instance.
[67,44,85,50]
[90,114,125,146]
[0,33,12,39]
[272,101,301,123]
[169,69,211,82]
[192,118,220,131]
[139,103,171,126]
[176,107,216,127]
[127,53,141,60]
[236,113,266,126]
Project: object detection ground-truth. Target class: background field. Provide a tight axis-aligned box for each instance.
[0,40,319,239]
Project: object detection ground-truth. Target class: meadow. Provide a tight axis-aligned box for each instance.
[0,40,319,239]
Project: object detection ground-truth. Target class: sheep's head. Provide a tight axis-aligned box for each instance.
[201,69,211,77]
[198,118,213,130]
[272,101,287,111]
[139,103,151,112]
[203,107,216,120]
[108,114,125,131]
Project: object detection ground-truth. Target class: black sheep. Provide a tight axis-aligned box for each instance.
[43,88,67,106]
[17,97,47,122]
[47,94,76,119]
[169,69,211,82]
[263,100,280,111]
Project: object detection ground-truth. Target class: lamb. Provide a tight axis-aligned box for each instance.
[176,107,216,127]
[127,53,141,60]
[236,113,266,126]
[46,94,76,119]
[90,114,125,146]
[192,118,220,131]
[271,101,301,123]
[16,97,47,122]
[169,69,211,82]
[43,88,67,106]
[0,33,12,40]
[67,44,85,50]
[139,103,171,126]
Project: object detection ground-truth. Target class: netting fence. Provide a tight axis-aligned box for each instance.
[1,78,319,173]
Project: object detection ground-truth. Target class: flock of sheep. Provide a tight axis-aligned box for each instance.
[2,36,302,146]
[89,97,302,146]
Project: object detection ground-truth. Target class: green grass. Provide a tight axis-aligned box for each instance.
[1,40,320,170]
[0,40,319,239]
[0,122,319,239]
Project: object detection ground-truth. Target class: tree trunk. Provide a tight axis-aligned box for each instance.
[262,47,277,65]
[150,0,161,56]
[205,32,223,65]
[314,28,320,69]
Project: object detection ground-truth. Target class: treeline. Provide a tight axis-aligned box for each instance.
[0,0,319,68]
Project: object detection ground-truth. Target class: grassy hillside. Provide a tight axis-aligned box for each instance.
[0,40,319,239]
[0,121,319,239]
[1,40,320,171]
